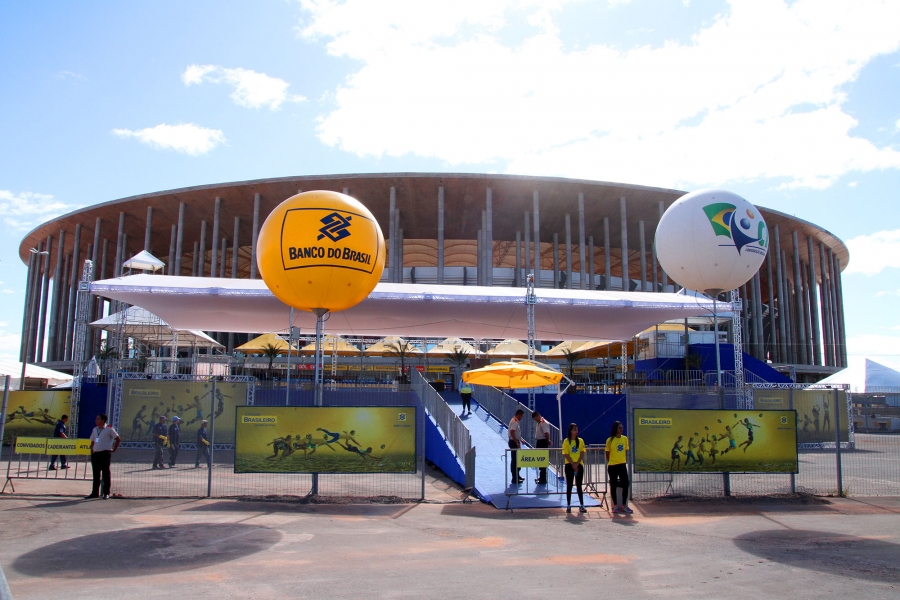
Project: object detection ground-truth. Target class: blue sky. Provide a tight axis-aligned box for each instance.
[2,0,900,369]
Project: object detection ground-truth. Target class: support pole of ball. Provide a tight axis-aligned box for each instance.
[311,308,328,496]
[709,290,722,388]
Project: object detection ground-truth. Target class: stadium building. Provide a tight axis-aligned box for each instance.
[17,173,848,382]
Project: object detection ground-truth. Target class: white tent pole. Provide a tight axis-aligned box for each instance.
[286,307,293,406]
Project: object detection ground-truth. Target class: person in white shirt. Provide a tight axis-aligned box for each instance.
[532,411,551,485]
[86,413,120,500]
[508,409,525,484]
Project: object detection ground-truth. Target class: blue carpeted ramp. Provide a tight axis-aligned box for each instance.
[443,392,601,510]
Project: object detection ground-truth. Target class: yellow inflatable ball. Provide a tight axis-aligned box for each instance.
[257,190,385,312]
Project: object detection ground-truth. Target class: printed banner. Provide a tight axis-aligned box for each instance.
[3,390,72,444]
[46,438,92,455]
[235,406,417,474]
[754,390,849,443]
[516,449,550,468]
[14,437,49,454]
[634,409,798,473]
[120,380,248,444]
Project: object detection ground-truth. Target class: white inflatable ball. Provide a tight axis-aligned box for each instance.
[655,189,768,295]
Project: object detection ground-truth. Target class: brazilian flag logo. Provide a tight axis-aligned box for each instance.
[702,202,767,255]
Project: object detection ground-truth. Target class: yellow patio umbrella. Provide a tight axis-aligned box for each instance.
[298,335,360,356]
[235,333,297,355]
[463,360,571,431]
[462,360,563,389]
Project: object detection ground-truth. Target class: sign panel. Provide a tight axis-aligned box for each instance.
[633,409,798,473]
[516,449,550,468]
[3,391,72,444]
[120,380,248,444]
[235,406,416,474]
[46,438,92,455]
[754,389,850,444]
[15,437,48,454]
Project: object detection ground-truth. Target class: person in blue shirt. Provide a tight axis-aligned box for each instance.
[48,414,69,470]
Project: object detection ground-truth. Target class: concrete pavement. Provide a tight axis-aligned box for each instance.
[0,489,898,599]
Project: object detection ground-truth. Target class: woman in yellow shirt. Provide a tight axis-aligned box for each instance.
[605,421,632,514]
[562,423,587,514]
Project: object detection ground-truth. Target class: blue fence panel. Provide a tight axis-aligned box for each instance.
[510,392,627,446]
[78,381,110,439]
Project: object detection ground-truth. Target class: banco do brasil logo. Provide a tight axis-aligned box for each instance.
[702,202,768,256]
[318,212,352,242]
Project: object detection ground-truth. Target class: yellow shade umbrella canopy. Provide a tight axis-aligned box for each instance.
[462,360,563,389]
[235,333,297,354]
[298,335,360,356]
[363,336,423,356]
[485,339,544,358]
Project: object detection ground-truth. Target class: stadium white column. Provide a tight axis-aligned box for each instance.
[174,202,185,276]
[765,253,778,362]
[211,197,221,279]
[603,217,611,291]
[828,249,844,368]
[20,249,37,363]
[167,226,176,276]
[753,272,765,359]
[198,220,207,277]
[36,235,53,361]
[192,242,199,277]
[486,188,493,286]
[834,255,847,367]
[565,214,573,289]
[144,206,153,252]
[533,191,541,287]
[231,217,240,278]
[806,236,821,366]
[250,193,260,279]
[219,238,226,278]
[801,257,814,364]
[552,233,559,288]
[64,224,82,361]
[620,198,629,292]
[481,210,487,286]
[389,187,396,283]
[773,224,788,363]
[437,187,444,285]
[818,242,833,366]
[114,213,125,277]
[578,194,586,290]
[791,231,808,365]
[639,220,647,292]
[782,248,796,364]
[397,224,404,283]
[588,236,595,290]
[524,212,531,280]
[515,231,521,287]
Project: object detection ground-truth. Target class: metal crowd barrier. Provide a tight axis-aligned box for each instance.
[503,445,607,510]
[473,385,562,448]
[3,438,92,493]
[411,369,472,462]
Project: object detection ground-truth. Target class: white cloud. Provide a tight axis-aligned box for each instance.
[848,181,858,187]
[1,290,15,295]
[112,123,226,156]
[182,64,305,110]
[844,229,900,276]
[0,331,22,362]
[876,289,900,297]
[300,0,900,189]
[846,333,900,372]
[0,190,75,231]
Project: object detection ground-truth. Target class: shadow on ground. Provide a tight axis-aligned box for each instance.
[733,529,900,584]
[13,523,281,578]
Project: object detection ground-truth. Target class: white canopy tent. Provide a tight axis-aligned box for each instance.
[89,275,725,342]
[91,306,223,349]
[122,250,166,272]
[817,358,900,393]
[0,359,73,390]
